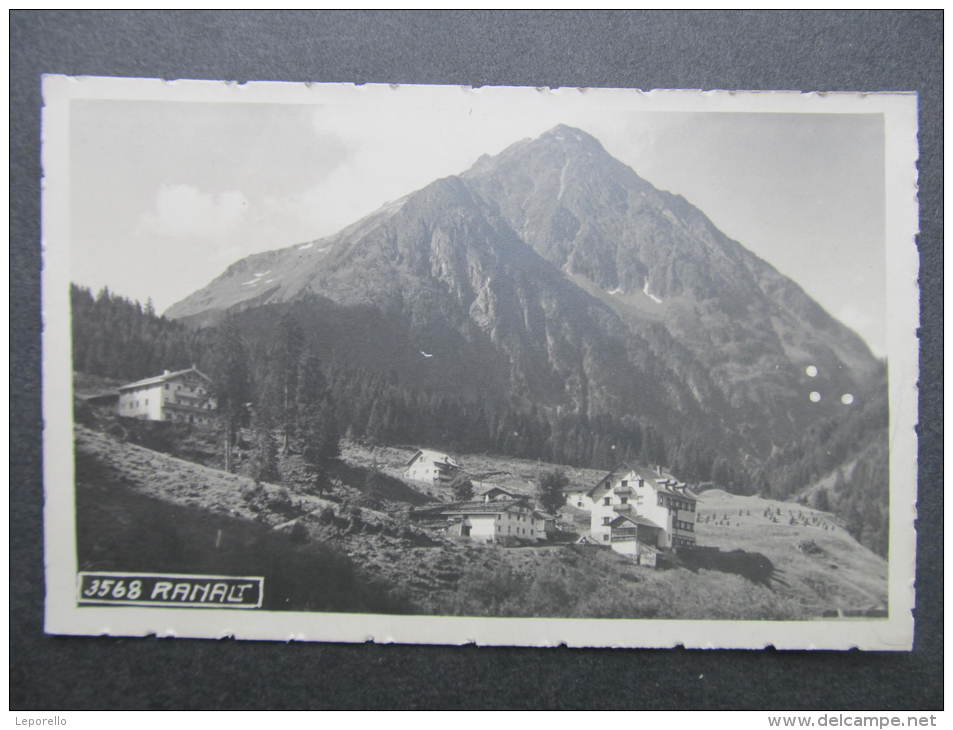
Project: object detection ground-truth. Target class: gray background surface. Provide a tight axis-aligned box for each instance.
[11,10,942,710]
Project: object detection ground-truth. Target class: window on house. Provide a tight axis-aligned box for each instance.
[577,501,583,507]
[603,517,611,525]
[603,534,609,542]
[603,497,610,506]
[621,497,628,504]
[621,480,628,487]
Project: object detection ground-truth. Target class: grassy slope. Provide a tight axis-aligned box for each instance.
[76,422,886,619]
[339,441,607,501]
[695,490,886,611]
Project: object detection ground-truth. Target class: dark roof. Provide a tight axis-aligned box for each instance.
[118,366,210,391]
[481,486,519,498]
[610,513,663,530]
[436,500,528,516]
[81,391,119,402]
[657,485,699,502]
[405,448,461,468]
[585,462,698,501]
[586,462,645,497]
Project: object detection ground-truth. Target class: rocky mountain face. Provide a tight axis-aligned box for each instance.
[166,125,885,465]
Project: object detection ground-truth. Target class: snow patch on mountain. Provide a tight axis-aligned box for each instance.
[557,159,570,201]
[643,278,663,304]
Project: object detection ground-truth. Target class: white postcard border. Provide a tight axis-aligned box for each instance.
[40,75,919,650]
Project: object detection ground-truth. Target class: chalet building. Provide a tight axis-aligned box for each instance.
[586,464,698,551]
[480,486,522,503]
[404,449,461,485]
[412,497,552,543]
[117,367,217,426]
[607,514,665,566]
[562,484,594,510]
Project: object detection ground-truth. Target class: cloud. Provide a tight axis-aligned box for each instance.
[138,184,249,241]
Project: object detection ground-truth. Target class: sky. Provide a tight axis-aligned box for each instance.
[69,93,886,356]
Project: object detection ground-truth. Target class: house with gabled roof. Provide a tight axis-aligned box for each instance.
[562,482,594,510]
[412,498,548,543]
[117,366,217,426]
[404,448,461,485]
[480,486,522,503]
[586,463,698,550]
[607,513,665,566]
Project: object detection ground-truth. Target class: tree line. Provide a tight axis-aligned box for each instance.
[69,284,760,486]
[70,284,887,554]
[71,285,340,481]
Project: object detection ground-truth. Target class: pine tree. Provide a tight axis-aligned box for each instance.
[207,315,251,471]
[449,472,474,502]
[295,349,340,464]
[538,469,569,515]
[273,313,303,452]
[252,424,280,483]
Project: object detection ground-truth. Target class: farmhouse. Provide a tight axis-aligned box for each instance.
[480,486,522,503]
[585,464,698,551]
[404,449,462,485]
[117,366,217,426]
[414,499,549,543]
[562,483,593,510]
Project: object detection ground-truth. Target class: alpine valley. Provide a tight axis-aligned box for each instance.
[158,125,888,554]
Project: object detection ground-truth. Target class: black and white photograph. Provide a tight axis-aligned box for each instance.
[40,77,919,649]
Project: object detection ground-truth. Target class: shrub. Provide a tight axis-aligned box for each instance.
[538,469,569,515]
[449,472,474,502]
[266,487,299,518]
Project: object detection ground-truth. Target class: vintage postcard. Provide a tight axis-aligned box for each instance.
[41,76,919,649]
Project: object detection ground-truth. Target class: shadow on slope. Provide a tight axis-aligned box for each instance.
[75,449,414,614]
[676,546,790,590]
[327,460,433,507]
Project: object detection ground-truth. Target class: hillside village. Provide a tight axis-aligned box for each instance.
[74,364,887,621]
[82,367,706,566]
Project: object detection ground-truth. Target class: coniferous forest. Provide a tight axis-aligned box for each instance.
[70,283,889,555]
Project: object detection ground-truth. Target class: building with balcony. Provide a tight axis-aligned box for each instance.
[117,366,217,426]
[586,463,698,550]
[607,513,665,566]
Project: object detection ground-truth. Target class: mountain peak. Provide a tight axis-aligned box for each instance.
[463,124,615,183]
[539,124,604,149]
